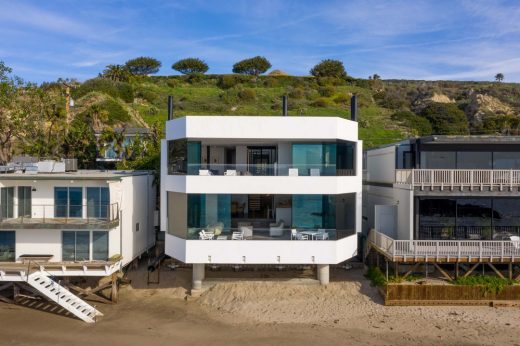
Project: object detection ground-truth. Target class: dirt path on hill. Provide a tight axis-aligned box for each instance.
[0,266,519,345]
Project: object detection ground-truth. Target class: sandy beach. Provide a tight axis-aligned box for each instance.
[1,265,520,346]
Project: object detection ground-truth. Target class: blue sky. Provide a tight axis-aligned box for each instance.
[1,0,520,83]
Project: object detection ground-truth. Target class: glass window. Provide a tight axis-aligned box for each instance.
[87,187,109,219]
[457,151,492,169]
[92,231,108,260]
[292,143,336,176]
[62,231,76,261]
[18,186,31,218]
[0,187,14,219]
[335,193,356,238]
[420,152,456,169]
[337,141,355,173]
[55,187,83,218]
[418,199,456,239]
[493,152,520,169]
[292,195,336,229]
[493,199,520,227]
[168,139,201,175]
[456,199,492,239]
[62,231,90,261]
[0,231,15,262]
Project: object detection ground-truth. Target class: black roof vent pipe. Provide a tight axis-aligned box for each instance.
[350,95,357,121]
[282,95,288,116]
[167,95,174,120]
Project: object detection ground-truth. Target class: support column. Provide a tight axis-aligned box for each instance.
[317,264,329,285]
[192,264,205,290]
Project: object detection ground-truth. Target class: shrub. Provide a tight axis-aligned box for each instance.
[217,75,241,89]
[288,87,305,99]
[232,56,271,76]
[268,69,288,76]
[421,102,469,135]
[125,56,162,75]
[454,275,515,295]
[262,77,279,87]
[310,59,347,78]
[391,110,432,136]
[311,97,330,108]
[365,267,386,287]
[172,58,209,75]
[100,99,130,124]
[317,77,345,86]
[333,94,350,104]
[237,88,256,101]
[318,85,335,97]
[74,78,134,103]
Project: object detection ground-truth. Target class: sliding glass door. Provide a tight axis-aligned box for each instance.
[18,186,31,218]
[87,187,109,219]
[0,231,15,262]
[0,187,14,219]
[247,146,277,176]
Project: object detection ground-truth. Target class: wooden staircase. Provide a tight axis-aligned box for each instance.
[27,272,102,323]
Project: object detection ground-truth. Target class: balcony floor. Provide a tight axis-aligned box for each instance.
[0,217,119,230]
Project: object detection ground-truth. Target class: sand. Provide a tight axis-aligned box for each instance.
[1,265,520,346]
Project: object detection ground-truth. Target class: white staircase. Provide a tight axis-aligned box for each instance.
[27,272,103,323]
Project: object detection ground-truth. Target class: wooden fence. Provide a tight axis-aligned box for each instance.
[383,283,520,305]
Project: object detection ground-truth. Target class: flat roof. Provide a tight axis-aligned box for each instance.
[0,170,152,181]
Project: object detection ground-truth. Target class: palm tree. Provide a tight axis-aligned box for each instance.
[101,64,130,82]
[495,73,504,83]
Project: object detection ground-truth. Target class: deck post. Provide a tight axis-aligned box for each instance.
[509,262,513,280]
[111,273,119,303]
[455,263,459,279]
[192,263,205,290]
[317,264,329,285]
[385,260,389,281]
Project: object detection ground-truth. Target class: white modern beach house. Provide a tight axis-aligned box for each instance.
[161,103,362,289]
[0,160,156,322]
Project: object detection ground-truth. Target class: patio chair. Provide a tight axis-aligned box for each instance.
[224,170,237,176]
[269,220,285,237]
[510,236,520,250]
[199,230,214,240]
[288,168,299,176]
[232,231,244,240]
[310,168,320,176]
[291,229,308,240]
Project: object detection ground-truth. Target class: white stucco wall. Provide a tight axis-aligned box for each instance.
[363,184,414,240]
[366,145,396,184]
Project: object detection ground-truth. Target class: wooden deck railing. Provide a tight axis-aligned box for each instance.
[368,229,520,262]
[395,169,520,190]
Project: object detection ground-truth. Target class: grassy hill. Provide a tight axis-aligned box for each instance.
[71,74,520,149]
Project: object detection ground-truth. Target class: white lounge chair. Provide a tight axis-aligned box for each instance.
[224,170,237,176]
[291,229,308,240]
[232,231,244,240]
[310,168,320,176]
[511,236,520,250]
[269,220,285,237]
[199,230,214,240]
[288,168,299,176]
[199,169,212,176]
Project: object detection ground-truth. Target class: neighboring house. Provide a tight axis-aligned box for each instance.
[364,136,520,241]
[0,163,156,322]
[96,127,150,162]
[160,115,362,288]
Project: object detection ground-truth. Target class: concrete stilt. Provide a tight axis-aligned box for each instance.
[317,264,330,285]
[192,263,205,290]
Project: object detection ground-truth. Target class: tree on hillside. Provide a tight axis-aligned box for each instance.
[232,56,271,76]
[420,103,469,135]
[0,60,12,82]
[172,58,209,75]
[125,57,162,76]
[100,64,130,82]
[310,59,347,78]
[495,73,504,82]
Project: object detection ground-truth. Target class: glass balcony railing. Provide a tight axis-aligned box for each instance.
[175,164,355,177]
[185,227,356,240]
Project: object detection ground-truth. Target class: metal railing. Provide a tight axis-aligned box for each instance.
[368,229,520,261]
[169,163,356,177]
[395,169,520,189]
[0,203,119,225]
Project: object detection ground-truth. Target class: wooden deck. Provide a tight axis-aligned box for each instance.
[367,230,520,264]
[0,260,123,280]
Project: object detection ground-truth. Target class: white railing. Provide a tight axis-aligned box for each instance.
[368,229,520,261]
[395,169,520,189]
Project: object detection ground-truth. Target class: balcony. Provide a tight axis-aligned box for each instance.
[177,164,355,177]
[0,203,120,230]
[395,169,520,190]
[418,225,520,241]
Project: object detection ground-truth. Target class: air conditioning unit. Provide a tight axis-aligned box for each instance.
[63,158,78,172]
